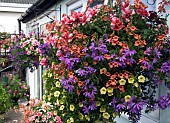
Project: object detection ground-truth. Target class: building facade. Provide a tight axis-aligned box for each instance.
[0,0,37,33]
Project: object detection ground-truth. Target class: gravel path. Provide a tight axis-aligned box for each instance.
[4,109,24,123]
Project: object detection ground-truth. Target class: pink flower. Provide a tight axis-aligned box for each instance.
[55,116,63,123]
[40,58,48,66]
[36,48,41,53]
[30,46,34,50]
[110,17,124,31]
[42,116,46,122]
[122,1,132,21]
[27,51,31,55]
[37,111,42,117]
[28,116,35,122]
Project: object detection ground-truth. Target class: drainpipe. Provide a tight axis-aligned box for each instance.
[18,19,21,34]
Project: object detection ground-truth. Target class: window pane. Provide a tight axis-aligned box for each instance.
[90,0,104,8]
[73,6,83,12]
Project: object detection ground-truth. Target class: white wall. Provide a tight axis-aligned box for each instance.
[0,11,26,33]
[0,2,31,33]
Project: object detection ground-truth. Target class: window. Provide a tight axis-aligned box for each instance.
[90,0,104,8]
[67,0,88,14]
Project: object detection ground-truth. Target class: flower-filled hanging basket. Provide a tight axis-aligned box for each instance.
[39,0,170,123]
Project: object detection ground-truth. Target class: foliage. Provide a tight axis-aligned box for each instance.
[0,82,11,113]
[20,98,62,123]
[40,0,170,123]
[5,75,30,106]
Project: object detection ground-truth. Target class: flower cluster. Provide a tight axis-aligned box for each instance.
[9,34,40,72]
[41,0,170,122]
[20,98,62,123]
[6,75,30,106]
[0,32,13,50]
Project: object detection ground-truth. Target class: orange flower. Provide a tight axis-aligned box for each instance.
[104,54,111,60]
[108,62,113,68]
[118,73,124,79]
[93,61,97,65]
[134,34,141,40]
[78,81,84,87]
[106,72,111,77]
[113,36,119,41]
[84,62,88,66]
[68,71,74,78]
[134,40,140,46]
[118,85,125,93]
[110,74,117,80]
[113,62,119,67]
[130,26,138,32]
[112,40,118,46]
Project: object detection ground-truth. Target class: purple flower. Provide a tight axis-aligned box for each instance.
[111,98,117,108]
[61,77,76,93]
[94,55,105,61]
[88,101,97,110]
[161,62,170,74]
[38,42,50,56]
[158,94,170,110]
[117,55,126,62]
[154,48,162,59]
[145,47,152,56]
[127,97,144,122]
[83,105,89,114]
[141,60,153,70]
[116,103,126,112]
[122,48,136,57]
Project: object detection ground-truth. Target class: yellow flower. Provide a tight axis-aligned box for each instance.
[100,68,107,74]
[103,112,110,119]
[95,119,101,123]
[54,91,60,97]
[138,75,145,83]
[125,95,131,102]
[79,113,84,120]
[67,119,71,123]
[43,95,46,100]
[79,102,83,107]
[119,79,126,85]
[70,117,74,122]
[54,111,57,115]
[59,105,65,110]
[56,99,59,105]
[134,83,139,87]
[107,87,113,93]
[108,93,113,96]
[48,95,51,101]
[96,101,101,106]
[70,104,75,111]
[100,87,107,94]
[48,73,53,77]
[128,77,134,83]
[113,112,118,118]
[59,100,64,104]
[100,106,106,112]
[85,115,90,121]
[56,81,61,87]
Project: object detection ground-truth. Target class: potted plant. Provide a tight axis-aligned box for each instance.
[42,0,170,122]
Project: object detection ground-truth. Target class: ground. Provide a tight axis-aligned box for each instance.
[0,109,24,123]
